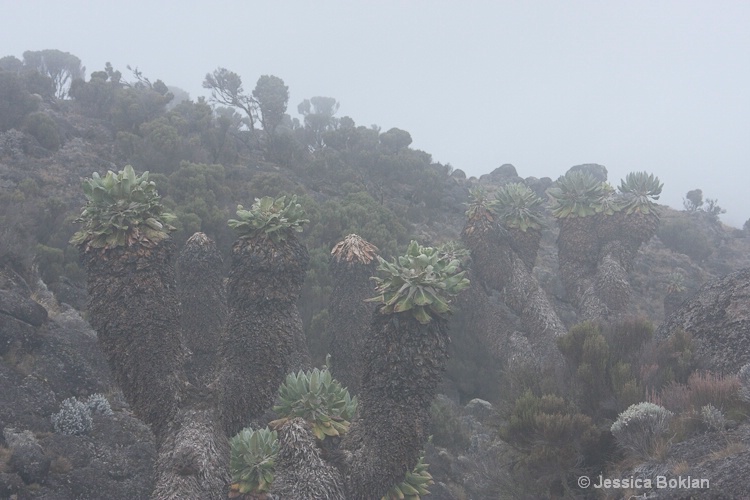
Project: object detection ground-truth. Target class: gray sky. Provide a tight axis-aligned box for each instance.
[3,0,749,226]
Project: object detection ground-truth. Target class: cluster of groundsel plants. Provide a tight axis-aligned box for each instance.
[618,171,663,216]
[368,240,470,325]
[227,195,309,242]
[70,165,176,251]
[491,183,546,232]
[382,454,434,500]
[229,427,279,498]
[272,365,357,441]
[547,170,615,218]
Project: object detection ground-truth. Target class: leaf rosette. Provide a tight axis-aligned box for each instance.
[368,240,470,324]
[227,195,309,242]
[547,170,616,219]
[618,171,663,216]
[70,165,176,251]
[272,367,357,441]
[229,427,278,497]
[490,182,546,232]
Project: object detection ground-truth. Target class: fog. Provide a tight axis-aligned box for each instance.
[3,0,748,226]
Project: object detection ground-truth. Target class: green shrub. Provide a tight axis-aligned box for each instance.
[611,402,673,459]
[429,397,471,451]
[23,112,60,151]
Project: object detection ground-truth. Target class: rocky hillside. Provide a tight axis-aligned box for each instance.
[2,59,750,498]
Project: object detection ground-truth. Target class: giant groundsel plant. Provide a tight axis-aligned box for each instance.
[71,165,176,251]
[368,240,470,324]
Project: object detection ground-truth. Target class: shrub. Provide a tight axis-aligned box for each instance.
[51,398,93,436]
[700,404,726,432]
[23,112,60,151]
[429,397,471,452]
[86,393,113,416]
[503,390,604,497]
[611,402,673,459]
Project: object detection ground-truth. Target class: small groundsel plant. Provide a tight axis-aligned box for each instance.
[382,453,434,500]
[368,240,470,325]
[229,427,278,498]
[227,195,308,242]
[70,165,176,251]
[51,397,93,436]
[490,182,546,232]
[618,171,663,216]
[272,365,357,441]
[611,402,673,459]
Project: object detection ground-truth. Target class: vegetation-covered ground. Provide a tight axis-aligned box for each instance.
[2,50,750,498]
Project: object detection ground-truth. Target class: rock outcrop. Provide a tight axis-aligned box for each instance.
[657,267,750,374]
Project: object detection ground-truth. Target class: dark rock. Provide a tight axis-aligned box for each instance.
[0,290,47,326]
[656,267,750,374]
[525,176,552,198]
[464,398,494,424]
[567,163,608,182]
[0,472,23,498]
[48,279,87,310]
[450,168,466,179]
[492,163,518,178]
[3,428,51,484]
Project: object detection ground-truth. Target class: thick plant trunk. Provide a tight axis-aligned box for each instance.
[327,257,377,396]
[82,241,184,441]
[271,418,345,499]
[219,234,310,436]
[84,239,230,499]
[341,311,450,499]
[151,405,229,499]
[176,232,226,388]
[463,212,565,365]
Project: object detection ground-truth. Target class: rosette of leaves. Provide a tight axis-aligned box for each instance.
[436,241,472,271]
[618,171,663,215]
[272,367,357,441]
[547,170,610,218]
[368,240,470,325]
[594,182,625,216]
[381,454,433,500]
[227,195,309,242]
[70,165,176,251]
[490,182,545,231]
[229,427,279,498]
[464,188,493,219]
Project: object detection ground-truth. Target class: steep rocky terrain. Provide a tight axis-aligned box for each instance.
[2,84,750,498]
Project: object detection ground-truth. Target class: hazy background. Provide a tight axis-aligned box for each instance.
[3,0,748,226]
